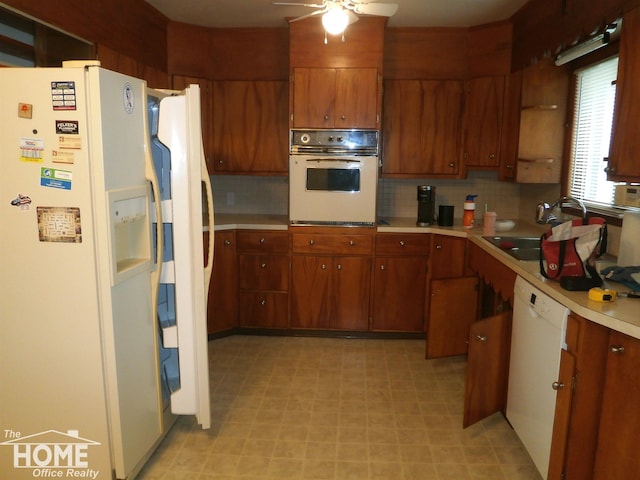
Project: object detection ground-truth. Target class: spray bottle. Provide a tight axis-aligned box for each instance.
[463,195,478,228]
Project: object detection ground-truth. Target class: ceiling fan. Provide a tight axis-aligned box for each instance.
[273,0,399,36]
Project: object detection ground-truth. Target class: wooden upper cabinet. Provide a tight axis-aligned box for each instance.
[382,79,463,176]
[212,80,288,174]
[292,67,379,128]
[463,75,505,169]
[607,7,640,181]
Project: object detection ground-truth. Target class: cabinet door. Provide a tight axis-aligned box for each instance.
[334,67,378,128]
[238,292,289,328]
[548,349,576,480]
[212,80,288,173]
[371,256,427,332]
[594,332,640,480]
[463,311,511,427]
[332,256,371,330]
[172,75,214,169]
[292,68,336,128]
[382,80,462,176]
[430,235,466,279]
[382,80,422,174]
[607,7,640,181]
[463,76,505,168]
[290,255,332,329]
[427,276,478,358]
[206,231,237,334]
[238,254,289,291]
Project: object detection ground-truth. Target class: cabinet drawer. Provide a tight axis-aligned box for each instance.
[238,254,289,291]
[292,234,373,254]
[431,235,466,278]
[238,292,289,328]
[237,231,289,254]
[375,233,430,256]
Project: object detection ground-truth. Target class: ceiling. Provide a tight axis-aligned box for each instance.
[145,0,531,29]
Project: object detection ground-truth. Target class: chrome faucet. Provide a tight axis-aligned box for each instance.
[535,196,587,224]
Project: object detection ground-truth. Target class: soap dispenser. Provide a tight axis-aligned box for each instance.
[463,195,478,228]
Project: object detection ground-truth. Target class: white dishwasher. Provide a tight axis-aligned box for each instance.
[507,276,569,480]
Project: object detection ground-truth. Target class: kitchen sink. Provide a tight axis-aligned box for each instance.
[483,235,541,261]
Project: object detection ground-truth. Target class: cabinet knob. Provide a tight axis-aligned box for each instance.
[399,240,405,246]
[505,164,514,169]
[260,263,267,269]
[321,264,327,270]
[449,163,455,168]
[309,239,315,245]
[349,240,355,246]
[341,115,346,120]
[380,264,385,270]
[604,166,615,173]
[476,334,487,342]
[260,299,266,306]
[551,381,565,390]
[224,240,231,246]
[489,153,496,159]
[435,244,442,250]
[610,345,625,354]
[324,115,330,121]
[337,264,342,270]
[259,237,265,244]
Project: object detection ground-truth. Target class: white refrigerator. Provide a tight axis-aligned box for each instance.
[0,62,213,479]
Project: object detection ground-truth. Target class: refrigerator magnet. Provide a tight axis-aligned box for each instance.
[40,167,72,191]
[9,193,32,209]
[19,137,44,163]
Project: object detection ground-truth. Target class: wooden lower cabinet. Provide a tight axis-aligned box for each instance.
[593,331,640,480]
[463,311,511,427]
[290,255,371,330]
[426,276,478,358]
[205,230,237,334]
[371,233,430,332]
[238,292,288,329]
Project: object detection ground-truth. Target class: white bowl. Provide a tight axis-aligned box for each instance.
[495,219,515,232]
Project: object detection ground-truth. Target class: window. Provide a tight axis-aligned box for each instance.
[568,56,619,206]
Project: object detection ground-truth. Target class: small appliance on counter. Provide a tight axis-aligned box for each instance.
[417,185,436,226]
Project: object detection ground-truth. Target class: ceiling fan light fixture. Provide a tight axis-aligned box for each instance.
[322,7,349,35]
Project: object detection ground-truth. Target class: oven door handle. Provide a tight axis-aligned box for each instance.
[305,158,361,164]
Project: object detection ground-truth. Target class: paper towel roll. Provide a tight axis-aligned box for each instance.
[618,211,640,266]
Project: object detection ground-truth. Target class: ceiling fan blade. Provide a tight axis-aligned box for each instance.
[273,2,326,8]
[346,10,360,25]
[353,2,398,17]
[288,9,327,23]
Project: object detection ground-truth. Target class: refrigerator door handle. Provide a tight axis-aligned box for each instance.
[202,154,214,292]
[144,125,163,322]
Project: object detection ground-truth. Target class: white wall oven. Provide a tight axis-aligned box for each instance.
[289,129,379,226]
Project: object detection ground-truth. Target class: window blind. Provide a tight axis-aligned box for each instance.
[569,56,619,205]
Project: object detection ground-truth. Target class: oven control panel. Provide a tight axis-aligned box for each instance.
[290,129,378,155]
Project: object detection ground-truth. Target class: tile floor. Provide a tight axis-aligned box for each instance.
[138,335,542,479]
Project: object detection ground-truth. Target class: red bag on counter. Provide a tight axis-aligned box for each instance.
[539,218,607,288]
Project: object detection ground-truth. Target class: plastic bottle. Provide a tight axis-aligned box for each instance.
[463,195,478,228]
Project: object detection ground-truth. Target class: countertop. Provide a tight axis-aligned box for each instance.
[211,214,640,339]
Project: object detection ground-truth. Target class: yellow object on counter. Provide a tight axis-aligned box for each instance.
[588,288,618,302]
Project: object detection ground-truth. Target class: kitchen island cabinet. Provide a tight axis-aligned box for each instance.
[382,80,463,177]
[290,228,373,331]
[237,231,289,329]
[370,233,430,332]
[291,67,380,129]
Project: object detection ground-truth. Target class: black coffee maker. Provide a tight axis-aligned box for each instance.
[417,185,436,226]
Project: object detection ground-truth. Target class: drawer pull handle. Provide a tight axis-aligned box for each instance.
[476,334,487,342]
[260,299,266,305]
[321,264,327,270]
[337,264,342,270]
[261,263,267,269]
[610,345,625,354]
[224,240,231,246]
[399,241,405,246]
[435,245,442,250]
[309,239,315,245]
[552,381,564,390]
[349,240,355,246]
[380,265,385,270]
[260,237,265,244]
